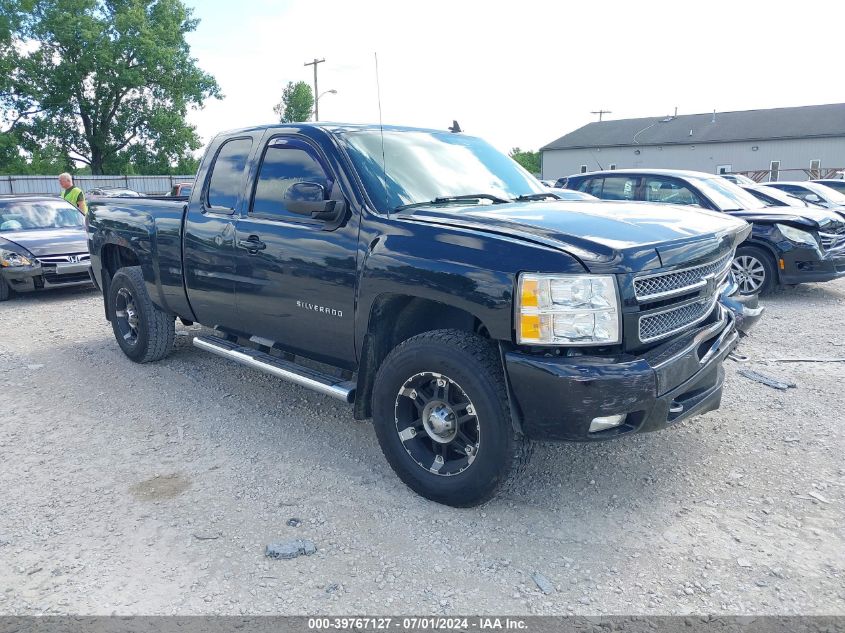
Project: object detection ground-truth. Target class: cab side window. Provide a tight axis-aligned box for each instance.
[643,177,701,206]
[251,140,331,220]
[206,138,253,211]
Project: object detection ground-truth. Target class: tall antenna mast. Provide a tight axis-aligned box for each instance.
[374,52,388,218]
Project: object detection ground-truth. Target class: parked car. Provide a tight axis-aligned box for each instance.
[720,174,756,186]
[168,182,193,197]
[88,123,761,506]
[538,179,556,188]
[565,169,845,295]
[0,196,92,301]
[88,187,142,197]
[547,188,598,201]
[762,181,845,209]
[741,184,823,209]
[811,179,845,196]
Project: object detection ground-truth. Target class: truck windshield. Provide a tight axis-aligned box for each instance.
[338,129,546,213]
[0,200,83,231]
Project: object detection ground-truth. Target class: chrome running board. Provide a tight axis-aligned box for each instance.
[193,335,355,403]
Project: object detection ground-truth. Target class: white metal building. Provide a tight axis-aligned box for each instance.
[540,103,845,183]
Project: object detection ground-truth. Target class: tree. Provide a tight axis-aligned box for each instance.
[0,129,72,174]
[273,81,314,124]
[0,0,221,174]
[509,147,540,175]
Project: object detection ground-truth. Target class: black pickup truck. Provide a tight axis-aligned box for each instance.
[87,123,761,506]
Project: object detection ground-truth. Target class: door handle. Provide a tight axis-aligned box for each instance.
[238,236,266,253]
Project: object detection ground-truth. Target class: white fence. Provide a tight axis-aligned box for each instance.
[0,174,195,196]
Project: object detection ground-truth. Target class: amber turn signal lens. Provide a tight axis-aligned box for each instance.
[520,314,541,341]
[520,279,539,307]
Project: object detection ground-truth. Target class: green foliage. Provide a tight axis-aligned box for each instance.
[273,81,314,124]
[0,129,73,174]
[0,0,220,174]
[509,147,540,175]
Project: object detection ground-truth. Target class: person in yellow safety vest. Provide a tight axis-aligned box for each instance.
[58,172,88,215]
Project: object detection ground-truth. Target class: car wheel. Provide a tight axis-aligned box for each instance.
[732,246,776,295]
[0,276,10,301]
[372,329,532,507]
[108,266,174,363]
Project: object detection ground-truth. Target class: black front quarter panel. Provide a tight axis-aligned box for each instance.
[354,214,587,350]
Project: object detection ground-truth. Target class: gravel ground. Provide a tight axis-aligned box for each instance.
[0,281,843,616]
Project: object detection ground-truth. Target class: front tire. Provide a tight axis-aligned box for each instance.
[732,245,776,295]
[108,266,174,363]
[372,329,531,507]
[0,276,10,301]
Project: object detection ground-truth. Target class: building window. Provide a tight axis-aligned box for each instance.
[810,159,821,179]
[580,165,588,173]
[770,161,780,182]
[608,164,617,170]
[716,164,732,175]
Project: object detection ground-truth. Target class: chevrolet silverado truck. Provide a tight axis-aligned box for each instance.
[87,123,761,507]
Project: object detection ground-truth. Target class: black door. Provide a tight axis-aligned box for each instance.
[184,136,256,330]
[233,135,359,368]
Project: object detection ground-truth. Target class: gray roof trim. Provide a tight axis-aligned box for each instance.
[541,103,845,151]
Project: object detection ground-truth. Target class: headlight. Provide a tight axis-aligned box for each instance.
[0,248,33,268]
[776,224,819,248]
[516,273,621,345]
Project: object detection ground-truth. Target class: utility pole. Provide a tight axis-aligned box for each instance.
[304,58,326,120]
[591,109,612,122]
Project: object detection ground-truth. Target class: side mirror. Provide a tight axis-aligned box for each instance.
[285,182,329,215]
[804,193,821,203]
[283,181,347,223]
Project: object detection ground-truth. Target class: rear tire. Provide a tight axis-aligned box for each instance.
[732,245,776,295]
[372,329,531,507]
[0,277,9,301]
[108,266,174,363]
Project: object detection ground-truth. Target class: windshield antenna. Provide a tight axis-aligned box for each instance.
[374,52,388,218]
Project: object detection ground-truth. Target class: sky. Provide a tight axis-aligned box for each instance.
[182,0,845,156]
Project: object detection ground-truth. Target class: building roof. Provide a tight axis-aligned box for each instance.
[541,103,845,151]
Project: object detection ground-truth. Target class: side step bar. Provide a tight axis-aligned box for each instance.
[193,335,356,403]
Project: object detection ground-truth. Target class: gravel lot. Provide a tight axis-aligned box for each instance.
[0,280,843,616]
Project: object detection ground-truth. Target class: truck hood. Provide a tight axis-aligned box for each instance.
[726,205,841,230]
[0,226,88,257]
[397,200,749,272]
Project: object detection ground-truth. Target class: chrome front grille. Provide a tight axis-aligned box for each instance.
[37,253,90,265]
[633,252,733,302]
[820,223,845,252]
[638,293,720,343]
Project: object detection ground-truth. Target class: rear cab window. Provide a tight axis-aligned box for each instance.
[205,137,254,212]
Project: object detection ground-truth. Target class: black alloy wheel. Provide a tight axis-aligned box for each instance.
[394,371,480,477]
[114,287,140,346]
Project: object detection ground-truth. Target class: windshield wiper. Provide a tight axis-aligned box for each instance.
[394,193,510,212]
[512,192,560,202]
